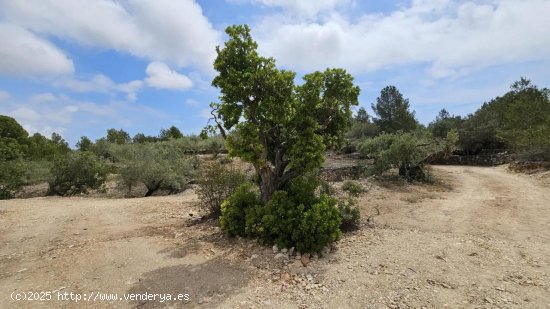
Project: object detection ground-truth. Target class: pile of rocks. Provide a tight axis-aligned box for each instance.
[271,244,332,267]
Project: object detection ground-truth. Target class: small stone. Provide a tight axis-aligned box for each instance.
[306,274,314,281]
[274,253,286,260]
[281,248,288,253]
[289,247,295,256]
[272,244,279,253]
[321,246,331,257]
[301,253,311,266]
[250,254,259,260]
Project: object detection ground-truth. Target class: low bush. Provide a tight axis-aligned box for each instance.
[0,160,25,199]
[196,160,247,216]
[49,151,108,196]
[342,180,363,197]
[112,142,196,196]
[219,183,261,237]
[338,198,361,232]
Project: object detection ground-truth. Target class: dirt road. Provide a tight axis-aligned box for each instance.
[0,165,549,308]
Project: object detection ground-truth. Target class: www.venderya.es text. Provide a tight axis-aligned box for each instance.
[11,291,190,303]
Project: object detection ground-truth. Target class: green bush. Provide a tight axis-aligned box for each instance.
[49,152,108,196]
[342,180,363,197]
[338,198,360,232]
[220,183,261,237]
[196,160,247,216]
[111,142,196,196]
[0,160,25,199]
[253,190,342,253]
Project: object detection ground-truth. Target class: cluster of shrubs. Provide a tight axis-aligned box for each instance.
[198,164,362,253]
[0,116,223,199]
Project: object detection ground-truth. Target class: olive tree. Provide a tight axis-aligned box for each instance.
[204,25,360,203]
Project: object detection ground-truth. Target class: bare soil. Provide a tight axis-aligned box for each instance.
[1,165,549,308]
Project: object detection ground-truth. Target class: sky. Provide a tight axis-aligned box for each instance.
[1,0,549,147]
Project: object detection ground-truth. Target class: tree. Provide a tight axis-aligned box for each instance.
[106,128,131,144]
[159,126,184,140]
[371,86,418,133]
[428,109,464,139]
[113,142,195,197]
[205,25,359,203]
[347,107,379,139]
[76,136,93,152]
[358,130,457,181]
[132,133,158,144]
[0,115,28,141]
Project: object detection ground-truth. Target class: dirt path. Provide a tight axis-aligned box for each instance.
[0,166,549,308]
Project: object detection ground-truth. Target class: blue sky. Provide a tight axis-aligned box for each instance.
[1,0,549,147]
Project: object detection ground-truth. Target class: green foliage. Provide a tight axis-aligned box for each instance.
[111,141,196,196]
[371,86,418,133]
[49,151,108,196]
[342,180,363,197]
[428,109,464,139]
[358,131,447,181]
[251,191,341,253]
[207,24,359,202]
[219,183,261,237]
[0,159,25,199]
[20,160,53,185]
[159,126,184,140]
[196,160,247,216]
[106,128,131,144]
[76,136,93,152]
[0,115,28,141]
[346,107,380,140]
[338,198,360,232]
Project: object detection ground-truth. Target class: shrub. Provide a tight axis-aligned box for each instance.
[112,142,196,196]
[342,180,363,197]
[196,160,247,216]
[49,152,107,196]
[252,190,342,253]
[0,160,25,199]
[338,198,361,232]
[220,183,261,237]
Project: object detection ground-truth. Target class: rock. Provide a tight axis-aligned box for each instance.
[321,246,331,257]
[306,274,314,281]
[312,253,319,260]
[272,244,279,253]
[250,254,259,260]
[274,253,286,260]
[301,253,311,266]
[289,247,295,256]
[281,248,288,254]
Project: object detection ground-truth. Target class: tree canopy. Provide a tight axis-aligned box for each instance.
[206,25,360,202]
[371,86,418,133]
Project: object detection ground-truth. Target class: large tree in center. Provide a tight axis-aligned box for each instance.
[205,25,360,203]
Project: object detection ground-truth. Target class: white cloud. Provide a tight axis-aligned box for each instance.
[30,93,58,103]
[234,0,350,17]
[0,0,220,73]
[54,74,143,101]
[253,0,550,77]
[0,23,74,76]
[0,90,10,101]
[145,62,193,90]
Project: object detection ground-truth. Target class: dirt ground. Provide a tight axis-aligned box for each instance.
[1,165,549,308]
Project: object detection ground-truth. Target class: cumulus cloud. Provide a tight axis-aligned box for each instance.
[253,0,550,77]
[232,0,350,17]
[145,62,193,90]
[0,0,220,73]
[54,75,143,101]
[0,23,74,76]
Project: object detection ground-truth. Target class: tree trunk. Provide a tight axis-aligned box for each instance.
[259,166,276,204]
